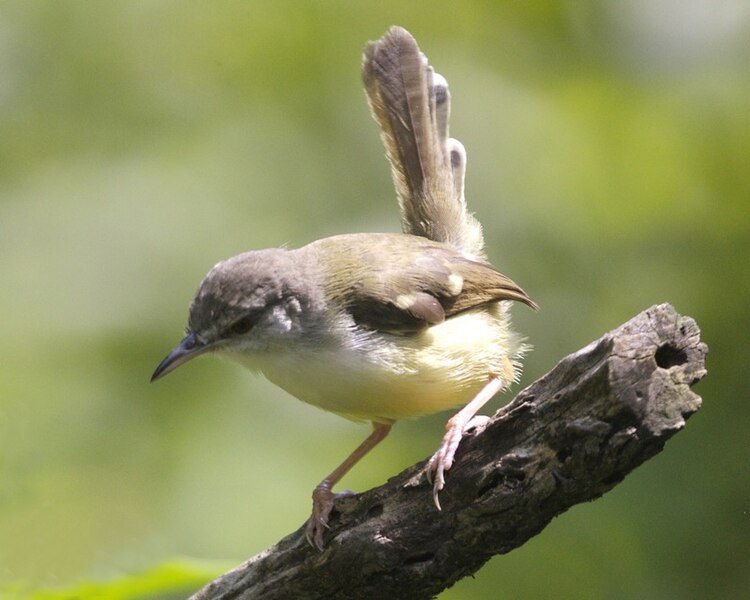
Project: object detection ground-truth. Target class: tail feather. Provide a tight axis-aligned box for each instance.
[363,26,485,259]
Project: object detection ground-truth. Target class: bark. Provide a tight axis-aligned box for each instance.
[191,303,707,600]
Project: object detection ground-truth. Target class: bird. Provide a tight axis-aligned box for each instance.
[151,26,537,550]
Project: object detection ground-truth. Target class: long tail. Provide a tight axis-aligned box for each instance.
[362,26,485,259]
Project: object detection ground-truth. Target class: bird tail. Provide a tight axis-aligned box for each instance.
[362,26,485,259]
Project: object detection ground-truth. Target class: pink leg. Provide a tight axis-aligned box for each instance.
[306,422,392,550]
[425,376,504,509]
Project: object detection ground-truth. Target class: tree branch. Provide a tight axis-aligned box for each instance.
[191,303,707,600]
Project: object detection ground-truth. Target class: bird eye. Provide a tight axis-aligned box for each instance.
[227,314,258,336]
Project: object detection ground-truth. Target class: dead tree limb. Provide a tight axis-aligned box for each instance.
[191,303,706,600]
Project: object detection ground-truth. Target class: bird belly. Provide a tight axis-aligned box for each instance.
[235,305,525,423]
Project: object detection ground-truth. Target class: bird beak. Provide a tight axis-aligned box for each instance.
[151,332,212,382]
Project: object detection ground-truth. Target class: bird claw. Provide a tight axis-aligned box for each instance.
[304,485,353,550]
[424,420,465,511]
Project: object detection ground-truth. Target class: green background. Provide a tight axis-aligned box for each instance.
[1,1,748,598]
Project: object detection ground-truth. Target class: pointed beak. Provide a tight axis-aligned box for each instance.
[151,332,212,382]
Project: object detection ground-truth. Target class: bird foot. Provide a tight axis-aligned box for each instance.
[425,414,490,510]
[305,484,353,550]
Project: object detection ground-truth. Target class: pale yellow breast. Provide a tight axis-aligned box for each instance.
[233,303,526,423]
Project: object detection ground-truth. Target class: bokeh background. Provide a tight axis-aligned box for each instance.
[1,1,748,598]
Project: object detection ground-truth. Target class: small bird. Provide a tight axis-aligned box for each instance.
[152,26,537,550]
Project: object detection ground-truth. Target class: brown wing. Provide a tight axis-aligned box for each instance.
[320,234,537,333]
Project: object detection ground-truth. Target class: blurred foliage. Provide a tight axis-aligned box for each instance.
[3,559,229,600]
[1,1,748,598]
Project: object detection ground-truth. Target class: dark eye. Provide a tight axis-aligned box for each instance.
[227,314,258,336]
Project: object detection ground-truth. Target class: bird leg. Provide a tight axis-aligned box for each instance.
[306,422,392,550]
[425,376,505,509]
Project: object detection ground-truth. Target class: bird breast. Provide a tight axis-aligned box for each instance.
[232,302,526,423]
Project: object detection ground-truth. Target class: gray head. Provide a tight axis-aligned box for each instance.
[151,248,307,381]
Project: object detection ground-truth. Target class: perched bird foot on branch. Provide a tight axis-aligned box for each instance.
[305,484,355,550]
[425,377,505,509]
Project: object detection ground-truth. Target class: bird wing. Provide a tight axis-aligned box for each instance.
[323,235,537,333]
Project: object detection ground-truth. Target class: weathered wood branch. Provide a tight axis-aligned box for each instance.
[191,303,706,600]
